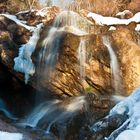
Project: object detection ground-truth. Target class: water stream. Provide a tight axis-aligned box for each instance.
[78,39,86,80]
[17,100,61,128]
[0,99,17,121]
[17,96,86,136]
[38,10,88,79]
[102,36,122,94]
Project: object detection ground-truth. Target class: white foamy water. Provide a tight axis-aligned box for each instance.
[102,36,122,94]
[17,95,85,135]
[65,96,85,112]
[78,40,86,80]
[38,27,63,77]
[39,10,88,78]
[18,100,60,128]
[46,96,86,133]
[0,99,17,120]
[111,95,126,103]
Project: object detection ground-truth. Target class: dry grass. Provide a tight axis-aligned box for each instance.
[0,0,40,14]
[69,0,131,16]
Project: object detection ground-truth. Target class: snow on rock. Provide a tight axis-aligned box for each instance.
[107,87,140,140]
[109,26,116,31]
[36,7,49,17]
[0,14,35,31]
[116,10,132,18]
[0,131,23,140]
[16,9,36,15]
[14,23,43,84]
[87,12,140,26]
[135,24,140,31]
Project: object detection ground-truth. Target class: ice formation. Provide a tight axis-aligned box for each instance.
[0,132,23,140]
[108,87,140,140]
[14,23,43,83]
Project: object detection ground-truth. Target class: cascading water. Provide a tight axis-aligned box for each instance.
[45,96,86,137]
[0,99,17,120]
[17,96,86,137]
[78,39,86,80]
[38,10,88,79]
[102,36,122,95]
[17,100,61,128]
[38,27,64,78]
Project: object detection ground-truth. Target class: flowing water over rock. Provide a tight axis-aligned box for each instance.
[18,96,85,128]
[78,39,86,81]
[1,1,140,140]
[17,100,61,128]
[102,36,122,95]
[38,10,89,80]
[0,99,17,121]
[15,96,88,139]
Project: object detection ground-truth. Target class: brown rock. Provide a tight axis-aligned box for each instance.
[112,27,140,95]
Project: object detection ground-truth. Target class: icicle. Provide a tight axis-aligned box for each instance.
[14,23,43,84]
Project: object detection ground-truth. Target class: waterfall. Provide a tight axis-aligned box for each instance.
[45,96,85,134]
[17,100,60,128]
[102,36,122,94]
[18,95,85,135]
[38,27,64,78]
[38,11,88,79]
[0,99,17,120]
[78,39,86,80]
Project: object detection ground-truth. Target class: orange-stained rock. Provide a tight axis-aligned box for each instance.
[112,27,140,95]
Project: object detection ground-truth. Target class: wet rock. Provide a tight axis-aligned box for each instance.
[1,6,140,98]
[34,93,110,140]
[111,27,140,95]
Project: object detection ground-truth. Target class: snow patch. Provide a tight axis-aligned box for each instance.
[109,26,116,31]
[88,12,140,26]
[36,7,49,17]
[0,131,23,140]
[135,24,140,31]
[14,23,43,83]
[0,14,35,31]
[16,9,35,15]
[116,10,132,18]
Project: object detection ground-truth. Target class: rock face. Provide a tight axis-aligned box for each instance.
[0,6,140,97]
[111,27,140,95]
[34,32,111,96]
